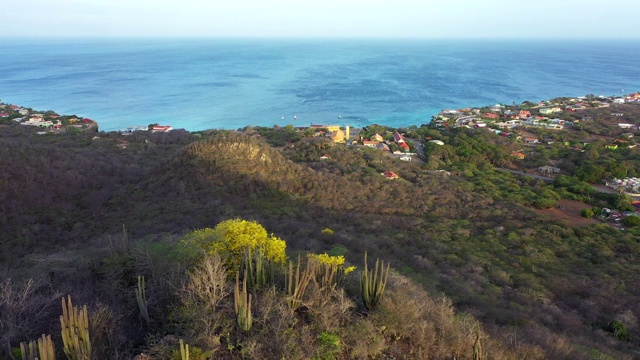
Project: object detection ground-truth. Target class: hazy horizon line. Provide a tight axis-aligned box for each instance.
[1,35,640,41]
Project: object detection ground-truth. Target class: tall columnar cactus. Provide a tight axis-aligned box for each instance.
[234,271,252,332]
[242,245,273,290]
[37,334,56,360]
[360,252,390,311]
[179,339,190,360]
[308,256,338,292]
[473,326,484,360]
[20,339,37,360]
[20,333,56,360]
[60,295,92,360]
[135,275,150,326]
[307,253,356,292]
[285,255,315,312]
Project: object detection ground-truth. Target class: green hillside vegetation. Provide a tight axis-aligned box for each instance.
[1,122,640,359]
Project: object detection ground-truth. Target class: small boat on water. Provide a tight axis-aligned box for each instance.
[293,115,297,120]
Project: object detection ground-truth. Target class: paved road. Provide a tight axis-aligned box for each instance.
[498,168,639,198]
[406,138,426,164]
[498,168,554,182]
[456,115,476,126]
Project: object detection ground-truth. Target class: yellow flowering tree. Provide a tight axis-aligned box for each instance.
[307,253,356,290]
[308,253,356,274]
[181,219,287,272]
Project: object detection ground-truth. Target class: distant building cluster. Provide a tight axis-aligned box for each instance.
[606,177,640,195]
[431,93,640,133]
[0,100,97,133]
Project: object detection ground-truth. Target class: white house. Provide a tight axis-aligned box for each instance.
[525,117,540,126]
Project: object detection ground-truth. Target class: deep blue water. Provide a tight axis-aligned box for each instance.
[1,38,639,131]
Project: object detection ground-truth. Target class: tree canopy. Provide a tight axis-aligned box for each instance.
[181,219,287,271]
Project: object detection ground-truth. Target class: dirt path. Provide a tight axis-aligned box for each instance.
[533,199,598,227]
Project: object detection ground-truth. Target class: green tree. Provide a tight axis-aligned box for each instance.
[580,208,595,219]
[622,215,640,228]
[614,194,634,212]
[573,164,605,183]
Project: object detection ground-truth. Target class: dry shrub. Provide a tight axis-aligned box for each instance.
[506,323,577,360]
[144,335,181,360]
[181,254,229,313]
[0,277,59,357]
[342,318,386,359]
[90,302,128,360]
[178,254,233,353]
[251,286,299,357]
[306,285,355,332]
[371,272,521,360]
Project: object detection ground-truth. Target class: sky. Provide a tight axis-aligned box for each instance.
[1,0,637,39]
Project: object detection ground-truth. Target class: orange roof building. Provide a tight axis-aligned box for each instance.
[382,171,400,179]
[511,151,526,159]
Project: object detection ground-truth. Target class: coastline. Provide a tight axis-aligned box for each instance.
[3,90,638,134]
[2,39,639,132]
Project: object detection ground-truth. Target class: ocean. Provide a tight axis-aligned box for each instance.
[0,38,639,131]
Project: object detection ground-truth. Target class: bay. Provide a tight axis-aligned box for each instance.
[0,38,639,131]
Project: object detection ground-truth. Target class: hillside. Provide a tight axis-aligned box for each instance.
[1,123,640,359]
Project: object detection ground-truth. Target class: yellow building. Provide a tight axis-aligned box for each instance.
[330,129,346,143]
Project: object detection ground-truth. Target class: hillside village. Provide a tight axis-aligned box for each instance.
[4,92,640,211]
[0,101,98,133]
[237,92,640,228]
[251,93,640,186]
[431,92,640,131]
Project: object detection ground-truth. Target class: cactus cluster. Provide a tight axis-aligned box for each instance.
[285,255,315,312]
[360,253,390,311]
[60,296,92,360]
[135,275,150,326]
[179,339,190,360]
[309,256,339,292]
[241,245,274,290]
[234,271,253,332]
[20,334,55,360]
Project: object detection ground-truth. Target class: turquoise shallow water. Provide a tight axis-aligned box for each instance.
[0,38,639,131]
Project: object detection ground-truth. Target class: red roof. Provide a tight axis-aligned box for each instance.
[393,132,406,143]
[152,125,173,132]
[398,142,410,151]
[383,171,399,179]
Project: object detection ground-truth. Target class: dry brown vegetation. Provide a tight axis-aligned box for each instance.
[2,124,640,359]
